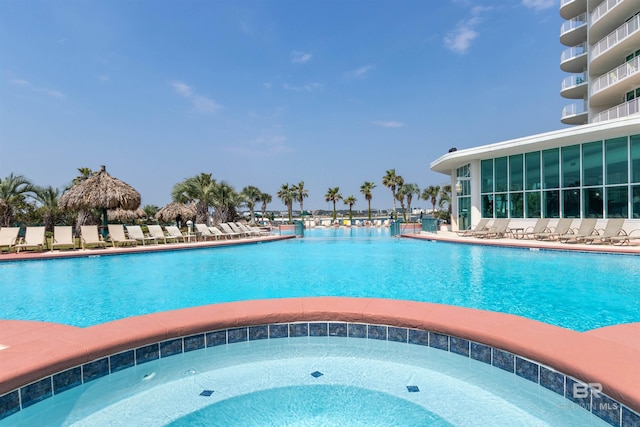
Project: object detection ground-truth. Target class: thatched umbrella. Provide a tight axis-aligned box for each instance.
[108,207,146,223]
[58,165,141,237]
[155,202,196,226]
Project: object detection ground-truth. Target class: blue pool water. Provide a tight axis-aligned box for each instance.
[1,228,639,331]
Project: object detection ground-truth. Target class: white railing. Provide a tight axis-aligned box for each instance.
[592,0,623,25]
[591,56,640,94]
[592,98,640,123]
[592,14,640,59]
[561,74,587,91]
[560,0,574,7]
[562,102,587,118]
[561,13,587,36]
[560,43,586,63]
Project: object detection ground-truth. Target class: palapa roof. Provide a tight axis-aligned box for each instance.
[107,207,146,222]
[155,202,196,222]
[58,165,141,211]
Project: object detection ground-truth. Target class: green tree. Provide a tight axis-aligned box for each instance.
[382,169,403,218]
[0,173,36,227]
[259,192,272,220]
[359,181,376,220]
[213,181,241,224]
[421,185,441,215]
[276,184,295,222]
[324,187,342,221]
[34,186,61,232]
[343,195,357,220]
[438,185,452,223]
[292,181,309,215]
[402,183,420,222]
[171,173,218,224]
[395,185,407,221]
[142,205,160,222]
[241,185,262,224]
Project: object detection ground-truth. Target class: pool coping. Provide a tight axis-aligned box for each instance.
[0,297,638,424]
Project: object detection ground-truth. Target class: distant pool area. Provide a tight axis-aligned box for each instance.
[1,228,639,331]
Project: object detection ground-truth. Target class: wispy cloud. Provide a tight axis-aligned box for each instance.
[283,82,322,92]
[9,79,65,98]
[372,120,405,128]
[444,6,492,54]
[225,135,291,155]
[171,80,222,113]
[291,51,312,64]
[522,0,555,11]
[346,65,374,79]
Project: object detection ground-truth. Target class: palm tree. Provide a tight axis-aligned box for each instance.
[68,167,99,231]
[276,184,295,222]
[142,204,160,222]
[359,181,376,220]
[171,173,217,224]
[0,173,36,227]
[241,185,262,224]
[395,185,407,221]
[421,185,441,215]
[343,195,357,220]
[439,185,452,221]
[292,181,309,215]
[324,187,342,221]
[259,192,272,220]
[402,183,420,222]
[34,186,61,231]
[382,169,403,218]
[213,181,241,224]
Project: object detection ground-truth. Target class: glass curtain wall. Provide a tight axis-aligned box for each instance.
[456,165,471,230]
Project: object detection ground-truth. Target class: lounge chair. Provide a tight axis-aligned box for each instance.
[147,225,178,244]
[80,225,107,249]
[474,218,510,239]
[16,226,46,252]
[521,218,550,240]
[606,227,640,246]
[108,224,137,247]
[207,226,229,240]
[582,219,625,245]
[218,223,242,238]
[165,225,187,243]
[51,226,76,251]
[557,218,597,243]
[0,227,21,253]
[126,225,157,245]
[247,224,271,236]
[195,223,218,241]
[455,218,490,237]
[534,218,573,241]
[228,222,251,237]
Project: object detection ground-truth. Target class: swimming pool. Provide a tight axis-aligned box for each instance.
[1,228,638,331]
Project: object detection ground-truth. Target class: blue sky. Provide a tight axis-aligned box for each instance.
[0,0,565,212]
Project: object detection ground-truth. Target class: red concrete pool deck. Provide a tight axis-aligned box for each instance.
[0,298,638,413]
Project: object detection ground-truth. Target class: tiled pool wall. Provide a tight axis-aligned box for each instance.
[1,321,639,426]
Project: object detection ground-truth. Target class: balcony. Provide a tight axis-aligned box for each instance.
[560,13,587,46]
[560,43,588,73]
[560,0,586,20]
[591,98,640,123]
[590,56,640,106]
[591,0,640,42]
[561,74,588,99]
[591,14,640,75]
[561,102,588,125]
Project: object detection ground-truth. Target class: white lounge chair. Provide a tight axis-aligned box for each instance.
[80,225,107,249]
[207,226,228,240]
[165,226,187,243]
[16,226,46,252]
[534,218,573,241]
[474,218,510,239]
[582,219,625,245]
[521,218,550,239]
[147,225,178,244]
[108,224,137,247]
[0,227,21,253]
[218,223,242,238]
[456,219,490,237]
[51,226,76,251]
[126,225,157,245]
[195,223,218,241]
[558,218,597,243]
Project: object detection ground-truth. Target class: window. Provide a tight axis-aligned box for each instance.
[495,194,508,218]
[543,149,559,189]
[509,155,523,191]
[510,192,524,218]
[525,152,541,190]
[495,157,508,192]
[562,189,580,218]
[526,192,541,218]
[543,190,559,218]
[631,134,640,183]
[562,145,580,188]
[583,188,603,218]
[582,141,603,186]
[633,185,640,218]
[481,159,493,193]
[482,194,494,218]
[606,137,628,185]
[606,186,628,218]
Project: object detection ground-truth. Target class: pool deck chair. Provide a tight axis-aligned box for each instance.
[0,227,21,253]
[108,224,137,247]
[606,227,640,246]
[126,225,157,245]
[218,223,242,238]
[228,222,251,237]
[521,218,550,239]
[455,219,490,237]
[147,225,177,244]
[534,218,573,241]
[80,225,107,250]
[195,223,218,241]
[557,218,597,243]
[582,219,625,245]
[165,226,187,243]
[474,218,510,239]
[51,226,76,251]
[207,226,228,240]
[16,226,46,253]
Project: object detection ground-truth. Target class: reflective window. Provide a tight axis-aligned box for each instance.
[543,149,559,189]
[631,134,640,183]
[582,187,603,218]
[494,193,508,218]
[481,159,493,193]
[525,152,541,190]
[543,190,559,218]
[495,157,508,192]
[458,196,471,230]
[562,189,580,218]
[605,137,628,185]
[482,194,494,218]
[606,186,628,218]
[582,141,603,186]
[633,185,640,218]
[510,192,524,218]
[562,145,580,188]
[509,155,523,191]
[526,192,541,218]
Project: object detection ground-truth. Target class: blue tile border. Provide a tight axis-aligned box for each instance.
[1,321,638,426]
